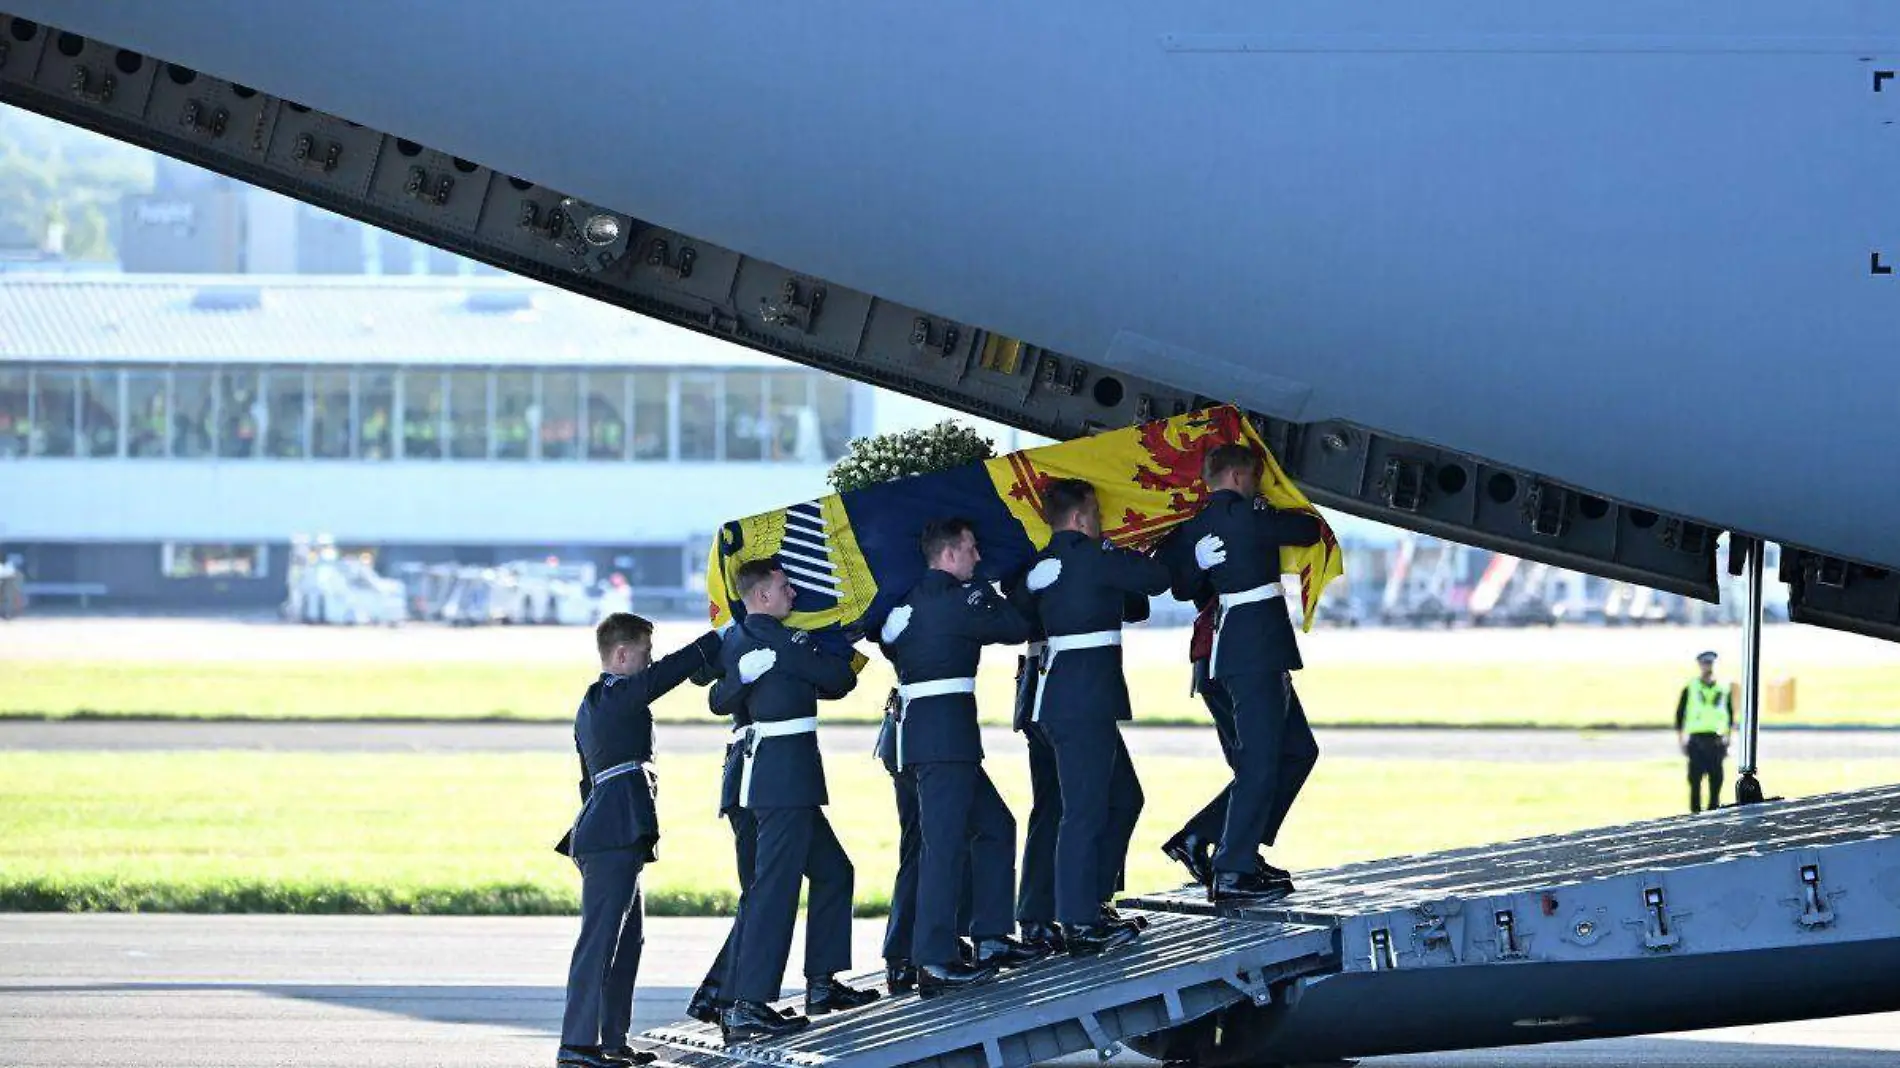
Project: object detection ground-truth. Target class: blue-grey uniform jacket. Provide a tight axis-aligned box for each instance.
[560,630,723,859]
[875,568,1033,768]
[1158,488,1321,679]
[1021,530,1170,724]
[709,614,858,809]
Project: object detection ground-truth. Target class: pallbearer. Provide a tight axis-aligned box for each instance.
[878,517,1047,994]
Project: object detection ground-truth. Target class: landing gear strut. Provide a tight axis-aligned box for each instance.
[1735,536,1767,806]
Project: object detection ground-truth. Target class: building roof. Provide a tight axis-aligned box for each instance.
[0,273,792,369]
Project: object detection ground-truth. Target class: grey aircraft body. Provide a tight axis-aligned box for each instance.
[3,1,1899,640]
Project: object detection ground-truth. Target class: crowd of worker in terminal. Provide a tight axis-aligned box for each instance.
[550,443,1324,1067]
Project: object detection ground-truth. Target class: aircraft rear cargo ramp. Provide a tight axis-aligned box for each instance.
[627,785,1900,1068]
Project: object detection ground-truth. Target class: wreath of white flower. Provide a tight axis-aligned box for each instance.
[826,419,997,493]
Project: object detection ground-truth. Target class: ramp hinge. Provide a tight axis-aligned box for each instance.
[180,100,231,139]
[1794,862,1839,929]
[1076,1011,1123,1060]
[1637,885,1681,951]
[1494,909,1526,960]
[1369,927,1397,970]
[1220,968,1274,1007]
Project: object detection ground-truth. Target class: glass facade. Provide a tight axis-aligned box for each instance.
[0,364,856,464]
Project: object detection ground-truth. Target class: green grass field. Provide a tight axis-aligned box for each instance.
[5,750,1897,915]
[5,656,1899,728]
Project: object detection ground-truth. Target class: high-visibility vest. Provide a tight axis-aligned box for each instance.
[1683,679,1730,735]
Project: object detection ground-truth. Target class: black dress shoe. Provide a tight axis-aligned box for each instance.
[917,960,1000,996]
[720,1000,810,1043]
[975,935,1051,968]
[1162,833,1214,884]
[886,959,917,994]
[1019,922,1066,953]
[956,937,977,966]
[1065,922,1140,957]
[806,974,880,1015]
[686,982,723,1024]
[557,1047,619,1068]
[1208,870,1293,904]
[1255,857,1293,884]
[599,1046,658,1066]
[1099,903,1147,931]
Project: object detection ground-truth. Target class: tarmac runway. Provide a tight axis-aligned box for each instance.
[6,718,1900,764]
[1,915,1894,1068]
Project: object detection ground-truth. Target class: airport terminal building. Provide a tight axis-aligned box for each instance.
[0,272,1013,610]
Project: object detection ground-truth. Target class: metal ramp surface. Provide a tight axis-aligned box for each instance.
[630,911,1334,1068]
[1125,782,1900,930]
[1121,783,1900,1066]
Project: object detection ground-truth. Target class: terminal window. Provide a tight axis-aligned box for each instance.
[0,363,856,465]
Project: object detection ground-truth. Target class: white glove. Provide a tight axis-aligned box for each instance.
[880,605,912,643]
[717,619,736,637]
[1026,558,1062,592]
[1194,533,1228,570]
[738,648,777,684]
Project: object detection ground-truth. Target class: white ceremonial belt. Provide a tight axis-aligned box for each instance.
[898,678,977,702]
[1032,630,1123,723]
[1211,583,1285,680]
[746,716,820,739]
[1046,630,1122,654]
[1219,582,1284,609]
[591,759,645,787]
[738,717,820,808]
[894,678,977,771]
[1026,641,1047,658]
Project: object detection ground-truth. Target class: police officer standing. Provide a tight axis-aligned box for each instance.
[1024,478,1170,954]
[1676,651,1736,813]
[878,518,1047,993]
[557,612,722,1068]
[1165,444,1322,903]
[708,559,879,1041]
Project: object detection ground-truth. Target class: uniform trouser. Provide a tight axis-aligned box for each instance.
[912,761,1017,966]
[1044,717,1143,926]
[1102,732,1145,900]
[698,807,759,999]
[561,848,645,1049]
[1687,733,1726,813]
[1016,727,1062,925]
[1184,679,1317,854]
[1213,671,1316,874]
[728,806,855,1004]
[884,769,975,964]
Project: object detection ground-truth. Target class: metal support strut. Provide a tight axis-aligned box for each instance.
[1736,538,1766,805]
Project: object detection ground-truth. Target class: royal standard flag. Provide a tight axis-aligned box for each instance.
[706,405,1345,660]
